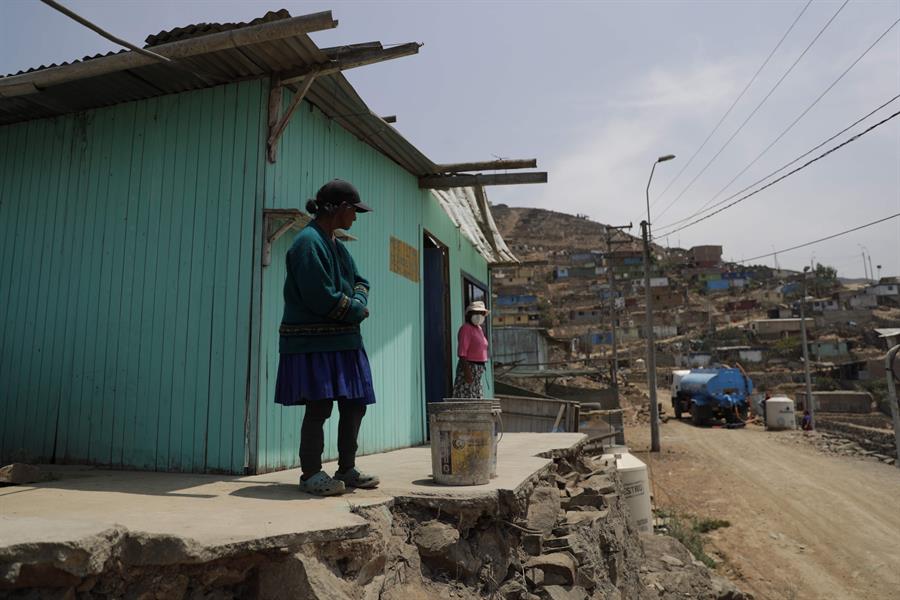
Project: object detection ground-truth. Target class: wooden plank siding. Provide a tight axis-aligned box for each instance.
[0,80,266,473]
[254,84,493,472]
[0,76,496,474]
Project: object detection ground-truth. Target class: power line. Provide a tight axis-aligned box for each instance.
[654,0,850,222]
[657,107,900,237]
[655,91,900,233]
[679,14,900,224]
[39,0,171,62]
[650,0,813,209]
[740,213,900,263]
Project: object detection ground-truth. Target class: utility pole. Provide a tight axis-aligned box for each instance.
[605,223,633,394]
[641,220,661,451]
[800,267,814,429]
[868,254,875,283]
[884,344,900,469]
[642,153,674,453]
[859,247,869,281]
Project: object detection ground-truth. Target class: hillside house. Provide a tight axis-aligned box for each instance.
[807,340,850,359]
[690,245,723,267]
[810,298,840,313]
[749,318,814,338]
[725,299,759,312]
[492,327,550,370]
[847,292,878,309]
[716,346,764,364]
[568,308,605,324]
[650,289,684,310]
[0,11,535,474]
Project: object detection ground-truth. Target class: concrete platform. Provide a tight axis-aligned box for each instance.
[0,433,584,568]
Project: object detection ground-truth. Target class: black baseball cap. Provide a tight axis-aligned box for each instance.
[316,179,373,212]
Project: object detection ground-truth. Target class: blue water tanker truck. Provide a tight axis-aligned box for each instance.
[672,367,753,426]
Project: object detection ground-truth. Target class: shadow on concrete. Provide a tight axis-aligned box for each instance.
[228,482,343,502]
[2,466,224,499]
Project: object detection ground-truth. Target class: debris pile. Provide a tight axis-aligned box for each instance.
[0,448,751,599]
[778,430,896,464]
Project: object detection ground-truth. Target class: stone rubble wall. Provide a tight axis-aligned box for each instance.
[0,446,751,599]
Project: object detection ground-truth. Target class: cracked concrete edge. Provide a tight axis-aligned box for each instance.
[0,506,383,588]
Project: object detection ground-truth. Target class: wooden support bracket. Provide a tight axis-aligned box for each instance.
[267,67,320,163]
[263,209,310,266]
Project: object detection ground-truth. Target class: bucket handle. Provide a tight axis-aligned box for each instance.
[496,412,504,445]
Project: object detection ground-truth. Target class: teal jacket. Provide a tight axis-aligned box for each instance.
[279,221,369,354]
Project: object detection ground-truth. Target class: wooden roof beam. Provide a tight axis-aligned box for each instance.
[0,11,338,96]
[435,159,537,173]
[279,42,422,85]
[419,172,548,189]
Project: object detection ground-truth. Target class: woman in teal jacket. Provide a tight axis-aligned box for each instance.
[276,179,379,496]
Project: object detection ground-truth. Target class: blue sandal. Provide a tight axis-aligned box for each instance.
[299,471,347,496]
[334,467,380,489]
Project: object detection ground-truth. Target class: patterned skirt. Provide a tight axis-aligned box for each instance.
[452,360,486,399]
[275,348,377,406]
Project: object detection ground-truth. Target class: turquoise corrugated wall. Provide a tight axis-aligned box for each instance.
[0,80,267,473]
[255,86,492,472]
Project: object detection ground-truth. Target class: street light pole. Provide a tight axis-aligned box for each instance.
[642,154,675,453]
[799,267,814,429]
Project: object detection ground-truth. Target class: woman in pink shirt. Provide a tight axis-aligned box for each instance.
[453,301,490,398]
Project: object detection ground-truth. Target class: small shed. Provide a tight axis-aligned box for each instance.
[0,11,544,474]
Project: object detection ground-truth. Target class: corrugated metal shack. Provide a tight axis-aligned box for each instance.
[0,10,542,474]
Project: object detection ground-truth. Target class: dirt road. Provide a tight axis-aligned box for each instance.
[627,419,900,600]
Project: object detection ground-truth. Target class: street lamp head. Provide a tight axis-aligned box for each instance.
[803,266,811,273]
[657,154,676,163]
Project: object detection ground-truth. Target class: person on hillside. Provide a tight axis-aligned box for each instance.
[275,179,380,496]
[761,392,771,430]
[801,410,813,431]
[453,301,490,398]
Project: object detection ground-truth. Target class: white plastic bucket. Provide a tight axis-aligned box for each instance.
[428,401,493,485]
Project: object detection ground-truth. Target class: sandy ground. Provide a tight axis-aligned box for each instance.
[625,416,900,600]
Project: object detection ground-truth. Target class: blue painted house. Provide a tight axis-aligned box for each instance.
[0,11,534,474]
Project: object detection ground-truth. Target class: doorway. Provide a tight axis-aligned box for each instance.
[423,231,452,417]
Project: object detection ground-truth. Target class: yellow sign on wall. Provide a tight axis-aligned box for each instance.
[390,236,419,283]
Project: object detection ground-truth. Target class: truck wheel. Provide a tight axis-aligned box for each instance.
[739,406,749,421]
[674,400,682,420]
[691,405,705,427]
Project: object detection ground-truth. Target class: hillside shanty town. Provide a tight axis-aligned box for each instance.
[1,3,899,600]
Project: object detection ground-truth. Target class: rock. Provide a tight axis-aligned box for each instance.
[522,533,543,556]
[258,554,353,600]
[412,520,479,579]
[413,520,459,556]
[527,486,562,534]
[542,584,588,600]
[543,535,576,550]
[526,567,544,587]
[497,578,529,600]
[575,565,596,590]
[660,554,684,568]
[0,463,43,485]
[525,553,576,586]
[564,509,607,525]
[579,474,616,495]
[710,573,752,599]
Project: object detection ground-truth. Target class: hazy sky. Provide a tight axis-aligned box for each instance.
[2,0,898,278]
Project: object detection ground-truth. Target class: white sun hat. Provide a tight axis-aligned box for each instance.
[466,300,490,314]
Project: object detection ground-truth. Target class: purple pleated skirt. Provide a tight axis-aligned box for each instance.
[275,348,377,406]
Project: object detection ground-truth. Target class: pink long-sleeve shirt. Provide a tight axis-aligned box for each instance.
[457,322,489,363]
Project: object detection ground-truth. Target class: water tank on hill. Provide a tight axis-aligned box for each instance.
[766,397,796,430]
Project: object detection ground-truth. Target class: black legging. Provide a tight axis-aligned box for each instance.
[300,399,367,477]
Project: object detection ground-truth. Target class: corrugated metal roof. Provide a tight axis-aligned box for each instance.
[431,186,518,264]
[0,10,440,176]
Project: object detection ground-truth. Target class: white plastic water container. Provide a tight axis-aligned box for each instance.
[603,451,653,533]
[765,396,796,430]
